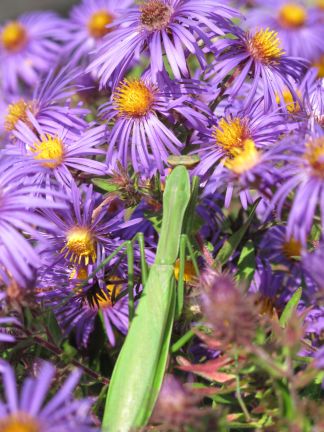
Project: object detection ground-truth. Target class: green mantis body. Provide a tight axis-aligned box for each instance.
[102,166,191,431]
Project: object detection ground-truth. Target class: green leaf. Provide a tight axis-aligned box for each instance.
[92,178,118,192]
[236,240,255,285]
[46,310,63,346]
[216,198,260,266]
[279,287,302,327]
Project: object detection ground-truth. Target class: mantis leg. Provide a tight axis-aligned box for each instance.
[126,240,135,324]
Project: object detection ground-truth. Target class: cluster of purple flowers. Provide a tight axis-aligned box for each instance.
[0,0,323,428]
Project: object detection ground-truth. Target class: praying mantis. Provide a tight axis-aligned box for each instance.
[90,165,199,431]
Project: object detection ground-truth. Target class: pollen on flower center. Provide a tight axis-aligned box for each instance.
[213,117,251,154]
[0,413,40,432]
[5,99,35,131]
[88,10,114,38]
[225,139,260,174]
[1,21,28,52]
[282,237,302,259]
[247,28,284,63]
[63,227,97,265]
[275,88,301,113]
[140,0,172,31]
[31,134,64,168]
[304,137,324,177]
[88,276,122,309]
[174,259,196,283]
[113,79,155,117]
[278,3,307,28]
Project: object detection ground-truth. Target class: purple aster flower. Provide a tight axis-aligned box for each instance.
[207,25,308,111]
[203,138,285,208]
[0,12,68,94]
[246,1,324,61]
[302,244,324,291]
[249,261,283,315]
[194,100,286,182]
[65,0,133,66]
[38,182,141,269]
[3,119,107,188]
[88,0,240,87]
[2,65,89,138]
[268,132,324,244]
[0,161,66,288]
[38,268,130,347]
[100,76,209,174]
[0,360,98,431]
[260,225,304,269]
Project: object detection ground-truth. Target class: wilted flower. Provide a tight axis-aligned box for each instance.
[150,374,205,430]
[200,268,257,347]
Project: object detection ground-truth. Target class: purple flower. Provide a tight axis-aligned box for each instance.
[0,360,98,432]
[0,12,68,94]
[268,132,324,244]
[247,1,324,61]
[88,0,239,87]
[3,65,89,137]
[260,225,303,268]
[3,119,107,188]
[38,182,140,269]
[194,100,286,181]
[0,162,66,287]
[39,270,130,347]
[100,77,209,174]
[66,0,133,66]
[302,245,324,291]
[207,25,308,111]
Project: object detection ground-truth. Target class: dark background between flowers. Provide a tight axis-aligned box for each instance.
[0,0,77,19]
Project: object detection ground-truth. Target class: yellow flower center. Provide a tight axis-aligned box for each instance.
[275,88,301,113]
[316,0,324,9]
[113,79,155,117]
[282,237,302,259]
[1,21,28,52]
[278,3,307,28]
[63,227,97,265]
[213,117,251,154]
[31,134,64,168]
[88,276,122,309]
[304,137,324,177]
[69,266,88,281]
[225,139,260,174]
[87,10,114,38]
[247,28,285,63]
[313,55,324,79]
[5,99,35,131]
[256,296,276,317]
[174,259,196,283]
[140,0,172,31]
[0,414,40,432]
